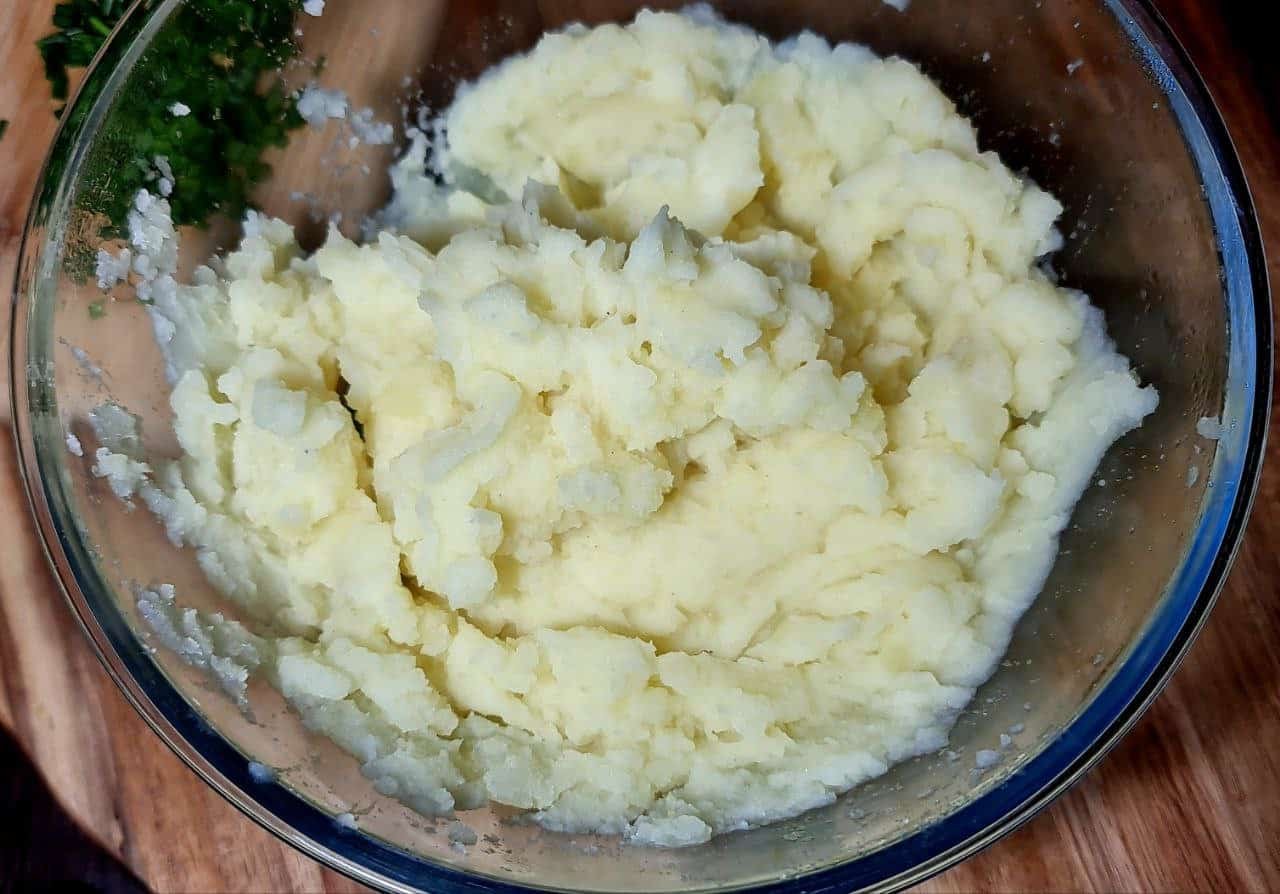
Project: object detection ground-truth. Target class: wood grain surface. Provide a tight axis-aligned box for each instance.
[1,1,1277,892]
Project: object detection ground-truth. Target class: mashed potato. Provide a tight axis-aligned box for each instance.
[95,8,1157,846]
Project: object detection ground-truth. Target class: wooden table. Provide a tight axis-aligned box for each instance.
[2,2,1277,891]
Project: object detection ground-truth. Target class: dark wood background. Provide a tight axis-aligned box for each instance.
[1,1,1277,891]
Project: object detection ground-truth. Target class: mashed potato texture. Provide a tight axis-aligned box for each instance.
[97,8,1157,845]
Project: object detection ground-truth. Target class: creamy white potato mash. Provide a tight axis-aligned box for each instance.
[95,8,1157,846]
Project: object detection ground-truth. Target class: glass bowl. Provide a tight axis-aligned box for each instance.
[9,0,1271,891]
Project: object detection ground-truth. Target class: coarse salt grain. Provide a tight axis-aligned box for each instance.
[1196,415,1223,440]
[975,749,1001,770]
[296,85,349,127]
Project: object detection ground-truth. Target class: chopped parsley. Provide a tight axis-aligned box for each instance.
[37,0,129,115]
[39,0,307,229]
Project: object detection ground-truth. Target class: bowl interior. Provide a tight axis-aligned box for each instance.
[12,0,1267,891]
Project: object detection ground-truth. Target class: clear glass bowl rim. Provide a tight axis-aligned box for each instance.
[7,1,1273,891]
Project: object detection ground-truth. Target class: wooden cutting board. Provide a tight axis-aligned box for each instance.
[1,1,1277,891]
